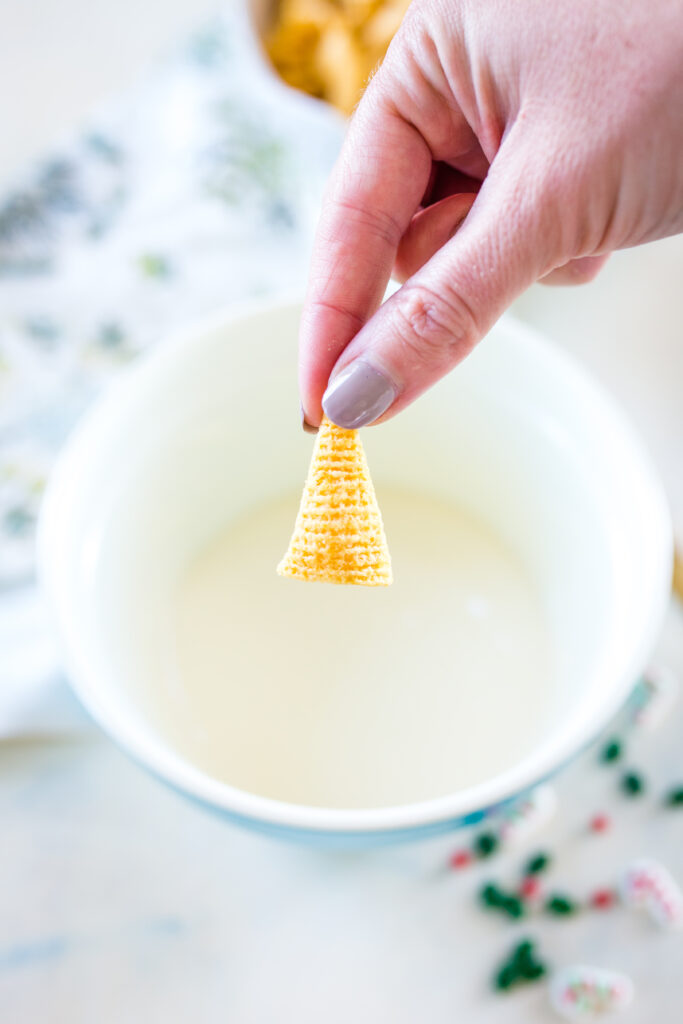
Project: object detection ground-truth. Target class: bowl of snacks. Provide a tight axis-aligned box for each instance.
[248,0,409,114]
[38,298,672,845]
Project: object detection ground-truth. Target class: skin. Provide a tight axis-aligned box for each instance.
[299,0,683,428]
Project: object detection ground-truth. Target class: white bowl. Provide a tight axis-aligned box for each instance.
[38,297,672,844]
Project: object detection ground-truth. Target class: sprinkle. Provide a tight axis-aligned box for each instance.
[480,883,502,908]
[590,889,617,910]
[513,940,547,980]
[631,667,679,731]
[526,851,552,875]
[449,849,473,869]
[664,786,683,807]
[512,939,534,961]
[620,858,683,929]
[494,962,518,991]
[479,883,526,919]
[497,785,557,845]
[524,961,547,980]
[620,771,645,797]
[600,738,623,764]
[500,895,526,919]
[473,831,499,859]
[549,965,634,1019]
[492,939,547,992]
[589,813,611,834]
[520,876,542,901]
[545,894,578,916]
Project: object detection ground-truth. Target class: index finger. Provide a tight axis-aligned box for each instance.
[299,94,431,426]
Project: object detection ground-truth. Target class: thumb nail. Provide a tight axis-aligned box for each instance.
[322,359,396,429]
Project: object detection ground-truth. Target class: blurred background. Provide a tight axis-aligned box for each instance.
[0,1,681,1021]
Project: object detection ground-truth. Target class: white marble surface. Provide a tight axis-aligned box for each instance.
[1,603,681,1022]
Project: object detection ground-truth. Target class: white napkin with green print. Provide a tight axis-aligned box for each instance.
[0,11,344,736]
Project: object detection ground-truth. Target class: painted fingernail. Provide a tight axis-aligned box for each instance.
[300,402,318,434]
[322,360,396,429]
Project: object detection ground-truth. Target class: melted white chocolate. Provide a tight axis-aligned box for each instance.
[143,489,554,809]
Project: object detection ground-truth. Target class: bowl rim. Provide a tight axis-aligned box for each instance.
[37,295,673,835]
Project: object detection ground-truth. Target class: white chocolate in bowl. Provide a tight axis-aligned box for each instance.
[132,488,556,810]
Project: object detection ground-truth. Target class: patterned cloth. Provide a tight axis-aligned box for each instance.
[0,11,344,731]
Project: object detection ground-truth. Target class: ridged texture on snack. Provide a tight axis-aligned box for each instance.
[277,416,392,586]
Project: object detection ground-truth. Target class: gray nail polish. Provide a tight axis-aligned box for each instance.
[322,360,396,429]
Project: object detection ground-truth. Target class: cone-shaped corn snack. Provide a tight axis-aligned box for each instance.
[277,416,392,586]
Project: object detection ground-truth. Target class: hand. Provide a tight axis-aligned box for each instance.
[299,0,683,429]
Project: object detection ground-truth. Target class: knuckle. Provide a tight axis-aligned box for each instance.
[541,256,606,287]
[393,283,479,368]
[332,197,404,249]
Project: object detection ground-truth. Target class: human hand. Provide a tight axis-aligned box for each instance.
[299,0,683,429]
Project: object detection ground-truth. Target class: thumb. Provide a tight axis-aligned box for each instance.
[322,139,555,428]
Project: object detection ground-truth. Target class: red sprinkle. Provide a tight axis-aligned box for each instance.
[450,849,473,870]
[520,876,542,900]
[589,813,611,834]
[590,888,617,910]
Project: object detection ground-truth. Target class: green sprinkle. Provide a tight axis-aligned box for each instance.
[525,851,551,875]
[479,884,526,919]
[473,832,499,858]
[545,894,577,916]
[600,738,623,763]
[493,940,547,992]
[512,938,548,979]
[511,940,534,962]
[523,962,547,981]
[620,771,645,797]
[665,786,683,807]
[500,895,526,919]
[479,883,503,908]
[494,963,519,991]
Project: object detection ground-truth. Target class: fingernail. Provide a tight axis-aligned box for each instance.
[448,214,468,241]
[322,360,396,429]
[300,402,318,434]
